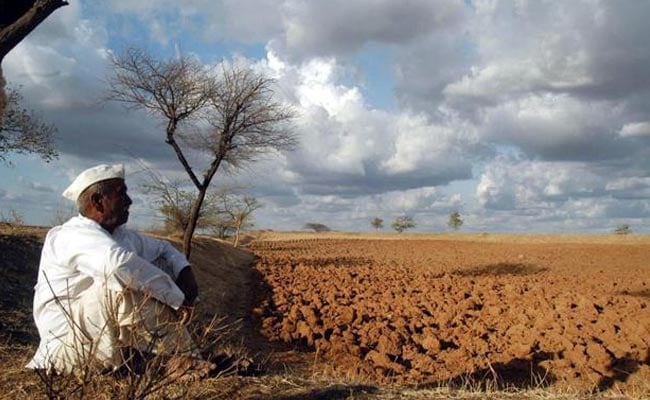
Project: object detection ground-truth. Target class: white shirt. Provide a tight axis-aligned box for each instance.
[27,215,188,369]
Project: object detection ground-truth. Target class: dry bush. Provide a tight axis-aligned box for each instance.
[303,223,331,232]
[48,205,76,227]
[614,223,632,235]
[0,208,24,228]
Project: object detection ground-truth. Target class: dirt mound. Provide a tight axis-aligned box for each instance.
[0,230,46,344]
[182,236,256,322]
[250,239,650,390]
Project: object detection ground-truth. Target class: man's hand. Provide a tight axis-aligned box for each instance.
[177,305,194,325]
[176,266,198,306]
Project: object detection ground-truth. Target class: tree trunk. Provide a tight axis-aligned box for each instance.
[0,0,68,62]
[233,219,242,248]
[183,187,208,260]
[0,65,5,126]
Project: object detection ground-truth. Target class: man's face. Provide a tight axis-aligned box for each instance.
[100,178,132,229]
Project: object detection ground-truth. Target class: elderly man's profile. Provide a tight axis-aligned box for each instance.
[26,164,214,379]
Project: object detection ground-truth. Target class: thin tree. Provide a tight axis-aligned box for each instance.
[142,175,223,235]
[219,195,261,247]
[107,48,295,258]
[370,217,383,231]
[1,0,68,119]
[391,215,415,233]
[448,211,463,231]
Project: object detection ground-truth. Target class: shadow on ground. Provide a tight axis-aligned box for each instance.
[0,234,42,345]
[618,289,650,299]
[240,259,316,373]
[415,352,557,391]
[288,256,372,269]
[251,384,378,400]
[452,262,547,277]
[597,352,647,391]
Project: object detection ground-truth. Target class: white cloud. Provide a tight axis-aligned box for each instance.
[252,53,480,196]
[381,113,474,175]
[605,177,650,192]
[477,158,605,211]
[378,187,439,212]
[474,157,650,232]
[619,122,650,137]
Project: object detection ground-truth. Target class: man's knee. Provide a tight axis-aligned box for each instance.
[116,290,179,329]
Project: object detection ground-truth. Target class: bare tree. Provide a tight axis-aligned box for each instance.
[1,87,57,163]
[142,175,223,235]
[0,0,68,119]
[218,195,261,247]
[107,48,296,258]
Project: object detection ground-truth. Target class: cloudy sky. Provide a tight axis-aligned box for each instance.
[2,0,650,233]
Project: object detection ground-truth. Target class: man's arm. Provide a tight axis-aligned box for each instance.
[124,230,191,279]
[175,266,198,306]
[119,229,200,308]
[174,266,199,325]
[108,245,186,309]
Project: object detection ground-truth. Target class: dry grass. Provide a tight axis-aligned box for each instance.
[2,332,647,399]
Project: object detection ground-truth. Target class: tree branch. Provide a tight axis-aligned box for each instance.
[165,121,202,190]
[0,0,68,62]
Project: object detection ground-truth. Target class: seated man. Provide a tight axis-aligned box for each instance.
[27,164,213,378]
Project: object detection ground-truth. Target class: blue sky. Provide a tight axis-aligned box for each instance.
[2,0,650,233]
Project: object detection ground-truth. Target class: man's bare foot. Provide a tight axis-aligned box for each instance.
[165,356,216,382]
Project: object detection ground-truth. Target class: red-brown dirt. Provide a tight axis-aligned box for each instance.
[249,238,650,391]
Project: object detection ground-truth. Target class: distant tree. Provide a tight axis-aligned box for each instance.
[370,217,383,231]
[391,215,415,233]
[219,195,262,247]
[303,223,331,233]
[209,211,236,240]
[0,86,57,163]
[614,223,632,235]
[108,48,296,258]
[448,211,463,231]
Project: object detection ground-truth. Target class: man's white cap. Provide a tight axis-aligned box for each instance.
[62,164,125,201]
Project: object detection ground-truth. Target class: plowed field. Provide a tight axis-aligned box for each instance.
[249,237,650,391]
